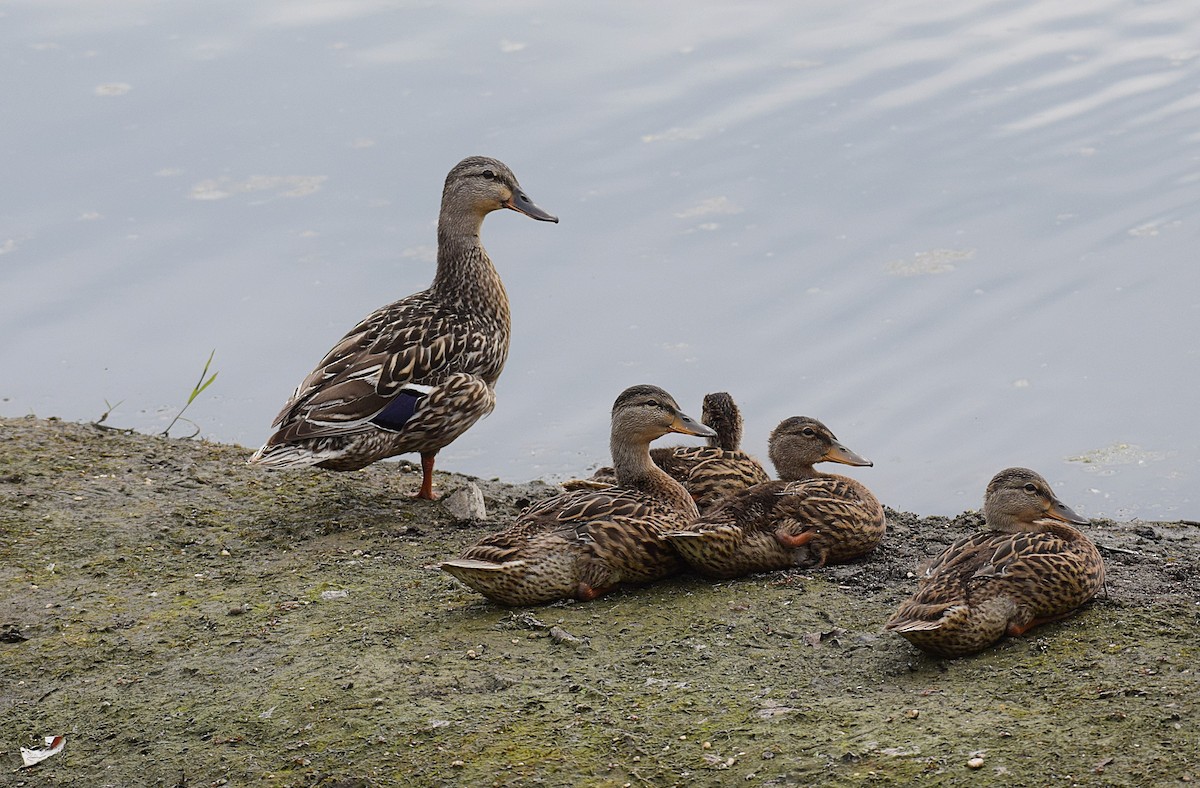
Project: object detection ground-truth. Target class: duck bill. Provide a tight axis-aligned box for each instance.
[505,189,559,223]
[670,411,718,439]
[1046,497,1089,525]
[823,441,873,467]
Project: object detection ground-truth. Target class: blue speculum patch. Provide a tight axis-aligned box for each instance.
[371,387,429,432]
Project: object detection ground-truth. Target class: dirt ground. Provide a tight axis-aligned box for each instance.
[1,415,1197,787]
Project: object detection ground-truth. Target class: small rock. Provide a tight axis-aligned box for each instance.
[967,756,985,769]
[442,482,486,521]
[549,625,590,649]
[1,625,29,643]
[507,611,548,631]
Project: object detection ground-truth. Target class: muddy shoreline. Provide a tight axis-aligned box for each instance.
[1,416,1197,786]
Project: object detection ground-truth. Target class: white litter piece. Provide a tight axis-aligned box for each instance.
[20,735,65,768]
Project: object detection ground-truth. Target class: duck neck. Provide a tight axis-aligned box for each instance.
[989,515,1086,540]
[776,462,821,483]
[1042,520,1086,541]
[611,435,699,517]
[706,417,741,451]
[431,209,510,327]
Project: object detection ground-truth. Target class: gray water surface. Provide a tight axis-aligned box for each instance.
[3,0,1197,519]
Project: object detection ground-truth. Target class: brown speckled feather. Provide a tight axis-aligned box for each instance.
[269,296,506,443]
[249,156,556,486]
[668,473,885,579]
[571,392,769,510]
[651,446,771,510]
[886,467,1105,657]
[450,487,688,604]
[441,385,714,606]
[666,415,883,579]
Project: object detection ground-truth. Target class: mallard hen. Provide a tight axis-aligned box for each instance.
[440,385,717,605]
[565,391,770,510]
[249,156,557,499]
[666,416,883,578]
[885,467,1105,658]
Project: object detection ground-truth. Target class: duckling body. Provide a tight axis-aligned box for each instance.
[667,417,883,578]
[441,385,716,605]
[249,157,557,499]
[886,467,1105,658]
[569,392,770,510]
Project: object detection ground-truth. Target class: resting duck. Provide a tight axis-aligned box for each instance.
[666,416,884,578]
[440,385,716,605]
[249,156,557,499]
[885,467,1105,658]
[565,392,770,510]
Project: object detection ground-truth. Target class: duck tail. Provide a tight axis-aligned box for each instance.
[248,442,337,469]
[884,602,961,632]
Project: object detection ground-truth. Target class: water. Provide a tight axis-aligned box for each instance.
[3,0,1197,520]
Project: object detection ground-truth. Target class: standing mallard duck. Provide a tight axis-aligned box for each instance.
[565,392,770,510]
[440,385,717,606]
[666,416,883,578]
[885,467,1105,658]
[249,156,557,499]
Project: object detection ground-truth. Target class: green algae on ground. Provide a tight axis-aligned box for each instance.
[1,416,1198,786]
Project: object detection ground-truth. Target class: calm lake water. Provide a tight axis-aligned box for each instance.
[3,0,1198,520]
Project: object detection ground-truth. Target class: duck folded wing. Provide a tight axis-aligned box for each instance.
[269,301,478,439]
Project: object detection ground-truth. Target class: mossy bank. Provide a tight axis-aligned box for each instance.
[1,416,1197,787]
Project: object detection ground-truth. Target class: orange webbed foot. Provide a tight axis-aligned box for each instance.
[1007,612,1069,637]
[577,582,614,602]
[776,528,816,549]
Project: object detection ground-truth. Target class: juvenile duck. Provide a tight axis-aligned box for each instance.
[440,385,716,605]
[249,157,557,499]
[885,467,1105,658]
[666,416,883,578]
[567,392,770,510]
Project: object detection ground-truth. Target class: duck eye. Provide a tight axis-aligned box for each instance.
[645,400,660,409]
[801,428,816,437]
[1023,482,1038,493]
[481,170,496,180]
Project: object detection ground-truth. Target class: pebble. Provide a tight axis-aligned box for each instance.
[442,482,486,521]
[967,756,985,769]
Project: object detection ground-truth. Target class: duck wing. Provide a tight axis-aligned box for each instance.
[270,292,497,441]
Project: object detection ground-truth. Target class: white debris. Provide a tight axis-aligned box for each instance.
[20,735,65,768]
